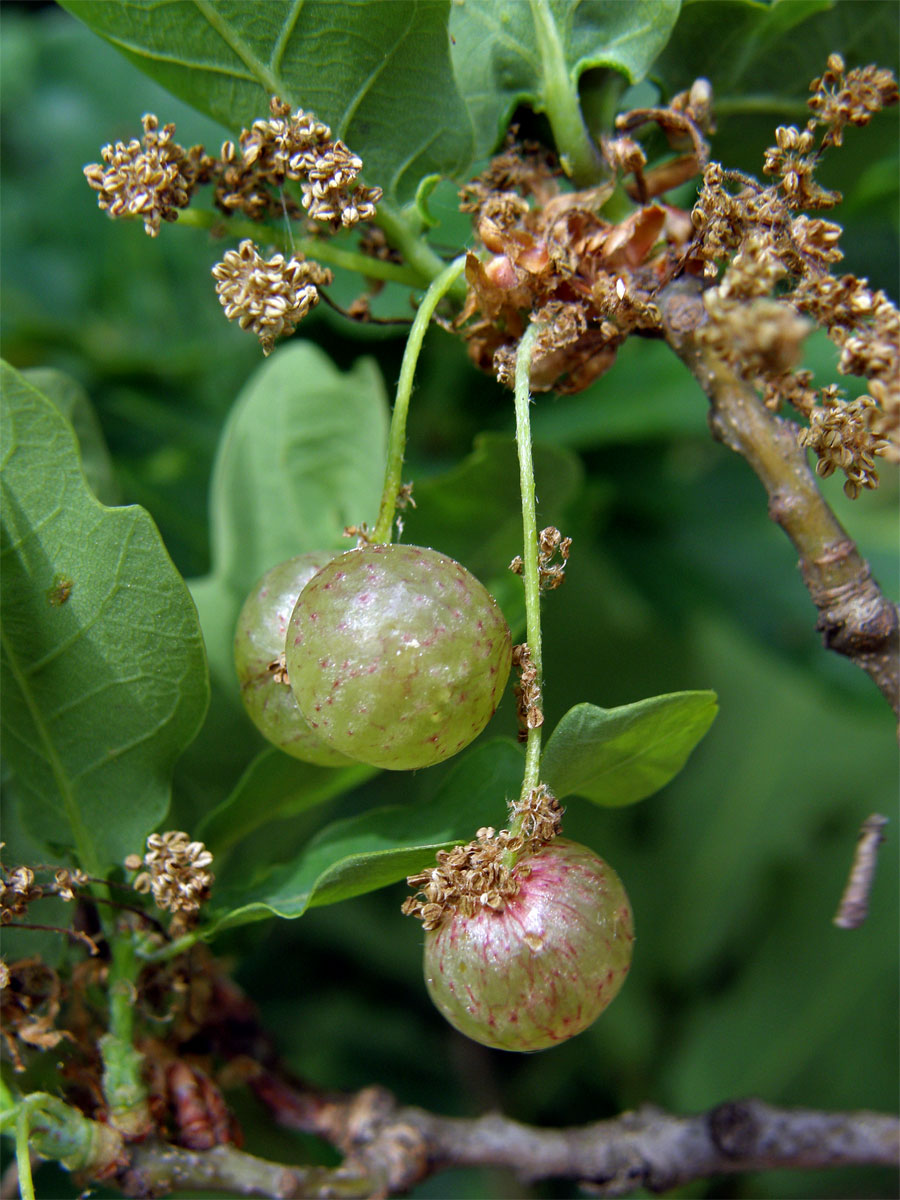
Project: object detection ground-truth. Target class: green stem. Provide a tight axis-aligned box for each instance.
[137,928,203,963]
[373,201,468,300]
[371,255,468,543]
[528,0,602,184]
[16,1106,35,1200]
[99,930,150,1138]
[175,208,424,287]
[512,324,544,823]
[579,69,627,146]
[713,95,810,118]
[16,1094,124,1177]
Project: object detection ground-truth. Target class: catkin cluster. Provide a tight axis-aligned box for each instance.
[85,98,382,354]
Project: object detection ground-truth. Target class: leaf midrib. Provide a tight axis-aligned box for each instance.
[0,622,101,877]
[192,0,294,104]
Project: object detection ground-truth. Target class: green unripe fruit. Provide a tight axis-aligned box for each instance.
[424,839,633,1052]
[233,554,355,767]
[285,543,512,770]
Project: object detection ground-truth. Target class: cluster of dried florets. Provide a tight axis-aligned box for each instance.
[457,89,710,393]
[402,787,562,930]
[798,390,887,494]
[1,853,89,926]
[458,151,692,393]
[217,97,381,228]
[510,525,572,591]
[688,55,898,494]
[808,55,899,149]
[84,114,214,236]
[1,863,41,924]
[126,831,213,927]
[511,642,543,738]
[1,958,71,1071]
[211,239,333,355]
[85,98,382,354]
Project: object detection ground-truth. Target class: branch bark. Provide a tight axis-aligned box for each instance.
[113,1083,900,1199]
[657,276,899,718]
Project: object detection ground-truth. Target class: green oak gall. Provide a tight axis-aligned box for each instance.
[424,839,633,1052]
[234,553,355,767]
[285,543,512,770]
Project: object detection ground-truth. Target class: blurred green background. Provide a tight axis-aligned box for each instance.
[1,3,897,1198]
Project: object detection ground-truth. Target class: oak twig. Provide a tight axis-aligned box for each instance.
[834,813,890,929]
[116,1079,900,1198]
[658,277,900,717]
[24,966,885,1198]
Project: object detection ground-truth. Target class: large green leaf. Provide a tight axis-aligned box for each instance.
[197,746,377,856]
[540,691,718,805]
[61,0,474,202]
[449,0,681,160]
[210,342,388,600]
[210,738,525,927]
[190,340,388,690]
[21,368,119,507]
[0,362,209,873]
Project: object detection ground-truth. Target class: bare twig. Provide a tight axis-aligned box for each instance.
[30,965,893,1198]
[834,813,890,929]
[121,1140,364,1199]
[115,1088,900,1198]
[658,277,900,718]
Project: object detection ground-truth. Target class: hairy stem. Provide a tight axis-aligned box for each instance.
[371,255,468,544]
[658,277,900,718]
[512,324,545,820]
[528,0,603,184]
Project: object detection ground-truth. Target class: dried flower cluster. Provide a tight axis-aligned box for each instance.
[808,56,899,149]
[402,787,562,930]
[689,55,899,494]
[510,525,572,591]
[217,97,382,228]
[0,863,40,924]
[798,391,887,496]
[458,162,687,393]
[85,99,381,234]
[126,831,214,923]
[1,958,71,1071]
[1,853,89,925]
[84,114,213,236]
[85,98,382,353]
[456,97,712,393]
[511,642,543,739]
[212,239,332,354]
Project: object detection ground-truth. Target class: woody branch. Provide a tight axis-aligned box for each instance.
[658,276,900,718]
[117,1084,900,1199]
